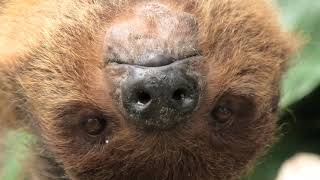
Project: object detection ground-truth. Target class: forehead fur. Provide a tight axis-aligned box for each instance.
[2,1,292,64]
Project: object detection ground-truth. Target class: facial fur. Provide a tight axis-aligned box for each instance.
[0,0,299,180]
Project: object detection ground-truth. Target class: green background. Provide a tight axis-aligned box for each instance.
[2,0,320,179]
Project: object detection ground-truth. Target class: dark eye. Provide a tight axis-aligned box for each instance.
[82,117,106,136]
[211,105,233,124]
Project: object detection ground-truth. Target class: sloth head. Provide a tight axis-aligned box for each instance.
[4,1,299,180]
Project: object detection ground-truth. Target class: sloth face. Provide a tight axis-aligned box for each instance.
[8,1,297,179]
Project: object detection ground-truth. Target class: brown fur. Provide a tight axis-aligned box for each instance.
[0,0,299,180]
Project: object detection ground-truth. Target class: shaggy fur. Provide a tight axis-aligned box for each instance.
[0,0,299,180]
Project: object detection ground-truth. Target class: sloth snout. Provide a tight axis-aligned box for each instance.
[120,60,200,130]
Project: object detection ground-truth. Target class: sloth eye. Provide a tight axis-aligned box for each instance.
[211,105,233,124]
[82,117,106,136]
[210,95,255,129]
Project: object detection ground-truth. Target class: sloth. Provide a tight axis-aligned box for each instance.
[0,0,299,180]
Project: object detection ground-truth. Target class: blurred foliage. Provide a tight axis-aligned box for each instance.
[247,0,320,179]
[1,131,33,180]
[279,0,320,108]
[1,0,320,179]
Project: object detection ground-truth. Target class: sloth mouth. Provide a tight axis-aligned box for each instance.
[108,53,202,67]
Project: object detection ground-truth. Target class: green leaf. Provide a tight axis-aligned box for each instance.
[279,0,320,108]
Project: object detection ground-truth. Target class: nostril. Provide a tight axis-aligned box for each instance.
[136,91,151,105]
[171,86,197,113]
[172,88,187,102]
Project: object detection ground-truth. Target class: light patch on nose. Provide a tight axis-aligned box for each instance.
[103,2,200,66]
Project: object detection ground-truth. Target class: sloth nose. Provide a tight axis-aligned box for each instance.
[121,64,199,130]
